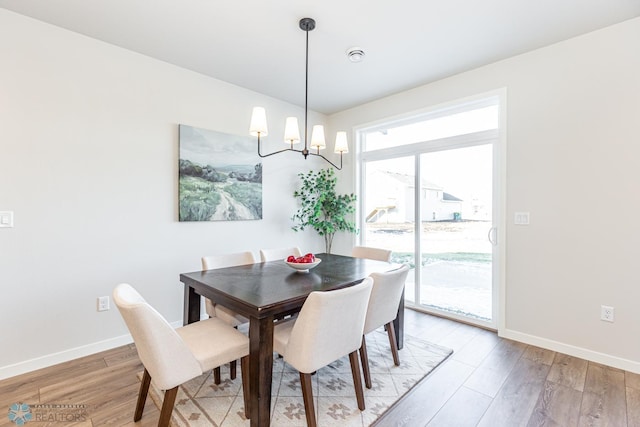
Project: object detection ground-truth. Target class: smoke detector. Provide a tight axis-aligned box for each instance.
[346,47,365,63]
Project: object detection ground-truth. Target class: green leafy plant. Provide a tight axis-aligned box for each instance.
[292,168,358,253]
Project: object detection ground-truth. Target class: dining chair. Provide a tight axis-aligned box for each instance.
[201,251,255,383]
[113,283,250,427]
[273,278,373,427]
[359,264,410,389]
[259,246,302,262]
[202,251,256,326]
[351,245,392,262]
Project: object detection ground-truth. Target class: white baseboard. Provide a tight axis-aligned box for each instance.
[500,328,640,374]
[0,320,184,381]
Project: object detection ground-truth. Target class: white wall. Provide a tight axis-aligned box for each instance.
[0,9,337,378]
[330,17,640,371]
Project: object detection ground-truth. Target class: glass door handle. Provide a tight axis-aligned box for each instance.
[488,226,497,246]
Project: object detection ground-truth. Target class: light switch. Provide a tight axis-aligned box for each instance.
[514,212,530,225]
[0,211,13,228]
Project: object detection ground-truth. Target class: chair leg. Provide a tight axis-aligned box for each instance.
[348,351,366,411]
[386,321,400,366]
[134,368,151,421]
[300,372,316,427]
[209,306,222,384]
[230,360,237,380]
[241,356,251,419]
[158,386,178,427]
[359,336,372,389]
[230,326,239,380]
[213,366,221,384]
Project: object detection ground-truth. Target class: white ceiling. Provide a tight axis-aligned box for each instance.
[2,0,639,114]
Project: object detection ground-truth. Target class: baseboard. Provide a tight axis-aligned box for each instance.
[0,319,184,381]
[500,328,640,374]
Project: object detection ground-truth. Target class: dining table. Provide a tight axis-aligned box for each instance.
[180,252,404,427]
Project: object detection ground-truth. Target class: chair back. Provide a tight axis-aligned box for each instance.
[260,247,302,262]
[351,245,392,262]
[284,278,373,373]
[113,283,201,390]
[364,265,410,335]
[201,251,257,319]
[201,251,256,270]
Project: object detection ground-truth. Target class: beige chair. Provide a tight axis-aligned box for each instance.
[259,246,302,262]
[351,245,392,262]
[202,251,256,327]
[359,265,410,388]
[202,251,255,383]
[113,283,250,427]
[273,278,373,427]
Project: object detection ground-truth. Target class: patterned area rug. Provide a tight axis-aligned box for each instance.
[142,331,452,426]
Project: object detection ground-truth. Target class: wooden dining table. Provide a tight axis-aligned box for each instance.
[180,253,403,427]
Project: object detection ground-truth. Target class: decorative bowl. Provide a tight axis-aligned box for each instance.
[285,258,322,273]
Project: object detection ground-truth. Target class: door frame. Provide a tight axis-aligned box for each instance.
[354,89,507,331]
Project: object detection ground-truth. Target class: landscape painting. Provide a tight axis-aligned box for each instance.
[179,125,262,221]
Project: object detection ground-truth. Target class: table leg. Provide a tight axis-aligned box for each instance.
[183,285,200,325]
[393,289,405,350]
[249,315,274,427]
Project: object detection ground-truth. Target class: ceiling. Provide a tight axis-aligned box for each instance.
[2,0,639,114]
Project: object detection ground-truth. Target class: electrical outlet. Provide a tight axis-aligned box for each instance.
[0,211,14,228]
[600,305,614,322]
[98,296,110,312]
[514,212,530,225]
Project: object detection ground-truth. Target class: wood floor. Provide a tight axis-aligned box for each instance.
[1,309,638,426]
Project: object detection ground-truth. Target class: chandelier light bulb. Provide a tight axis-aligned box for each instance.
[284,117,301,145]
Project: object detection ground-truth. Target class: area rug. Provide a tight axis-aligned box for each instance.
[142,331,452,426]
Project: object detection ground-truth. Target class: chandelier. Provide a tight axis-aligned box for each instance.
[249,18,348,170]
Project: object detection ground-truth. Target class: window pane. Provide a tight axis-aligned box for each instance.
[364,105,498,151]
[419,145,493,321]
[363,157,416,303]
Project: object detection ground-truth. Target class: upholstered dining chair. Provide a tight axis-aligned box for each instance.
[273,278,373,427]
[259,246,302,262]
[201,251,256,383]
[359,264,410,389]
[113,283,250,427]
[351,245,392,262]
[202,251,256,326]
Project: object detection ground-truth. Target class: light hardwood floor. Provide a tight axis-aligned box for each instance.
[1,309,638,426]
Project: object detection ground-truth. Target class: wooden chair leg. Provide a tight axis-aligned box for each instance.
[158,386,178,427]
[241,356,251,419]
[209,313,236,383]
[230,326,239,380]
[134,368,151,421]
[300,372,316,427]
[349,351,366,411]
[230,360,237,380]
[386,321,400,366]
[359,336,372,389]
[213,366,221,385]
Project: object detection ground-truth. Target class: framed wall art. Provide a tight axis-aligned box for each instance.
[179,124,262,221]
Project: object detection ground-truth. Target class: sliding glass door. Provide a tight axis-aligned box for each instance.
[418,145,493,321]
[358,95,502,328]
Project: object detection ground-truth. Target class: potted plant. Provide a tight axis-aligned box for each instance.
[292,168,358,254]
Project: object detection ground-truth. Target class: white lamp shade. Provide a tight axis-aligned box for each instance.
[249,107,268,136]
[284,117,301,144]
[310,125,326,149]
[334,131,349,153]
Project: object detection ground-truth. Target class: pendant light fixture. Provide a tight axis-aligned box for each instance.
[249,18,348,170]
